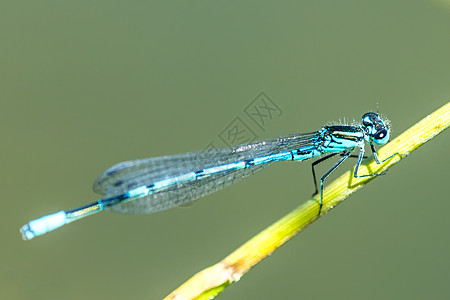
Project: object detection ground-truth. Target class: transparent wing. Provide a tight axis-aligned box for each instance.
[110,163,269,214]
[93,132,318,214]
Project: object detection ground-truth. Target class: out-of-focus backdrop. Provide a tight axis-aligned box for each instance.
[1,1,449,299]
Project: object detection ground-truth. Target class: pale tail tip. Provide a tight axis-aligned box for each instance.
[20,225,34,240]
[20,211,67,241]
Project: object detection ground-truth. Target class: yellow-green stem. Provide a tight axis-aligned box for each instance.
[164,102,450,300]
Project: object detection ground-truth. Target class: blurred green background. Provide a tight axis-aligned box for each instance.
[1,1,449,299]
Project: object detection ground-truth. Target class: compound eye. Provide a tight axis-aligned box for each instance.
[373,129,389,145]
[362,113,376,126]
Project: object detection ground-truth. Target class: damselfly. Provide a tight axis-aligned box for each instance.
[20,112,400,240]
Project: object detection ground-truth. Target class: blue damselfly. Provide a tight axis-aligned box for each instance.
[20,112,399,240]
